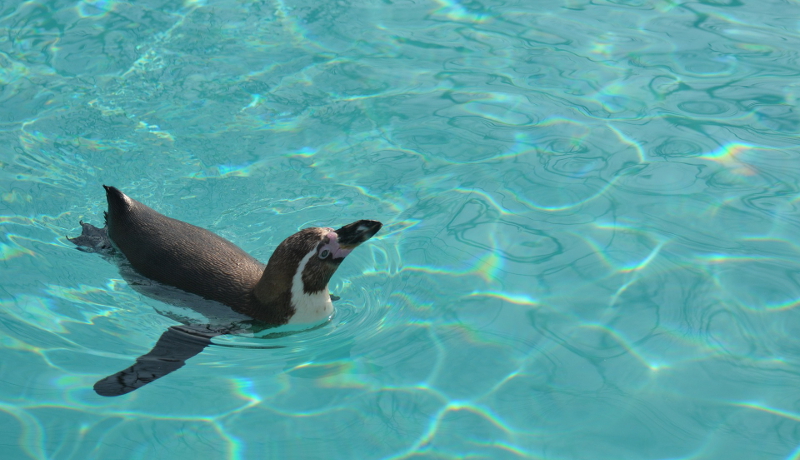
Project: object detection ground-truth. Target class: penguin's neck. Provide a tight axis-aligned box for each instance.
[253,249,333,325]
[286,250,334,324]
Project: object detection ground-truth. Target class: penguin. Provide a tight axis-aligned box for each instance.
[69,185,381,396]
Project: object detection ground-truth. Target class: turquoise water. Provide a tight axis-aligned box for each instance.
[2,0,800,458]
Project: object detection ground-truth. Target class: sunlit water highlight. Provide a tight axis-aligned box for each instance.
[2,0,800,458]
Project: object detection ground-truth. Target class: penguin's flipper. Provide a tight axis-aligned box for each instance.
[94,325,221,397]
[68,221,114,254]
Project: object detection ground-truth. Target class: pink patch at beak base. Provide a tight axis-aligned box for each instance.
[322,232,353,259]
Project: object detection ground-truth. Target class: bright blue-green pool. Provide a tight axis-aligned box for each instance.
[3,0,800,458]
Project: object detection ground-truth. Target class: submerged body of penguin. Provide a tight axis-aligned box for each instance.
[69,185,381,396]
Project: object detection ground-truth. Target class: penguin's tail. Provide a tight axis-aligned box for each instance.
[68,221,114,254]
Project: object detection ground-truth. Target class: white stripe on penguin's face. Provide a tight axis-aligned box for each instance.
[288,248,334,324]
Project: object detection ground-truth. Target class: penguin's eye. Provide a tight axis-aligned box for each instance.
[319,249,330,259]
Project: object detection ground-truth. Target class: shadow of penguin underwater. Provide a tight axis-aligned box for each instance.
[69,185,382,397]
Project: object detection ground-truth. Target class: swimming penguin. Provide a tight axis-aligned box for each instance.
[69,185,381,396]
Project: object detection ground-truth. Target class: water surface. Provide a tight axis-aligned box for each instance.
[2,0,800,459]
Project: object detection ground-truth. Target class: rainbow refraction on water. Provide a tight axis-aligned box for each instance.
[2,0,800,458]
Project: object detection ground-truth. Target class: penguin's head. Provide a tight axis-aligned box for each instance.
[256,220,382,323]
[287,219,382,293]
[259,220,382,323]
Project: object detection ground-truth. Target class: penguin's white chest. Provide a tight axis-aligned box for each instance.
[287,250,334,324]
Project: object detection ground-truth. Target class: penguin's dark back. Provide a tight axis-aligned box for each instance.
[104,186,265,310]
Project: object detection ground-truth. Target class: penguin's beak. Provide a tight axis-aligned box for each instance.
[334,220,382,249]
